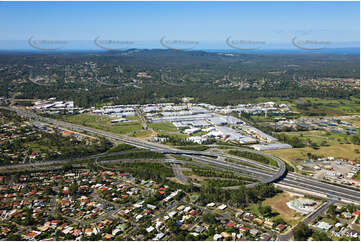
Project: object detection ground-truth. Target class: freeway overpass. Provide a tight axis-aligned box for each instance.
[2,106,285,181]
[1,106,360,204]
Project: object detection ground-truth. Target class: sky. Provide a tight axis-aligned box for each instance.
[0,1,359,50]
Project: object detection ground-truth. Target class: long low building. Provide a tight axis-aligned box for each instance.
[250,143,292,151]
[206,126,257,144]
[187,136,208,144]
[240,125,278,143]
[149,113,214,123]
[173,120,210,129]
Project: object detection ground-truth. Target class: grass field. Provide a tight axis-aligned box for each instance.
[149,122,177,132]
[191,130,208,136]
[156,131,189,139]
[129,130,153,138]
[262,192,303,226]
[61,114,143,135]
[27,143,49,152]
[265,144,360,165]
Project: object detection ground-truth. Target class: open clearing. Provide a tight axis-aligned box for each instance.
[149,122,177,132]
[266,144,360,165]
[128,130,153,138]
[262,192,303,226]
[156,130,189,139]
[61,113,143,134]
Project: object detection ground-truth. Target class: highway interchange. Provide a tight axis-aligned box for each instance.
[1,106,360,204]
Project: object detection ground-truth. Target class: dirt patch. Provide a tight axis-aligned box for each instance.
[263,192,303,226]
[167,177,184,184]
[266,144,360,164]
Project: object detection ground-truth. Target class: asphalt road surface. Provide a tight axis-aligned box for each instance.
[1,106,359,204]
[279,200,334,241]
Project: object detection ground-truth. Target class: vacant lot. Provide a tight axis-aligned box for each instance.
[129,130,153,139]
[149,122,177,132]
[156,130,189,139]
[61,114,143,135]
[266,144,360,165]
[262,192,303,226]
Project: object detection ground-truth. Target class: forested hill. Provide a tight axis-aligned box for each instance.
[0,49,359,106]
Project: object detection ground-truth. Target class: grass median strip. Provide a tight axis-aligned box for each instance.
[228,150,279,167]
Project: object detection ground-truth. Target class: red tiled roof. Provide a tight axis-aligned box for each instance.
[276,224,286,231]
[51,220,60,225]
[73,229,82,236]
[190,210,197,215]
[104,234,113,239]
[226,221,235,227]
[26,232,38,238]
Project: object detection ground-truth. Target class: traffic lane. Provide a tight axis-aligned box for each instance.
[286,172,360,195]
[191,156,360,200]
[190,155,277,180]
[193,156,359,202]
[5,107,360,202]
[278,179,359,202]
[283,176,360,198]
[303,201,333,225]
[222,148,359,196]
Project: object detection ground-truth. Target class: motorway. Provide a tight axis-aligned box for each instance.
[2,106,360,204]
[187,155,360,202]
